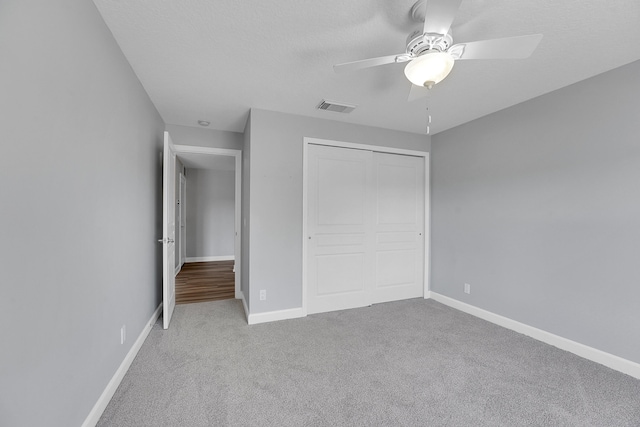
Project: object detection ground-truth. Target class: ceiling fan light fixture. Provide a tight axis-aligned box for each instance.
[404,51,454,88]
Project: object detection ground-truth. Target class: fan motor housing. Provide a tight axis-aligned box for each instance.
[406,29,453,56]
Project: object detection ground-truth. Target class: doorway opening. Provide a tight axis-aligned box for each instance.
[173,145,242,306]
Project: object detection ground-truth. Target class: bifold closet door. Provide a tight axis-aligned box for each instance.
[372,152,424,304]
[307,144,374,315]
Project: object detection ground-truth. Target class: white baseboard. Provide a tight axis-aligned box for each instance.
[186,255,234,263]
[243,288,426,326]
[429,292,640,380]
[82,304,162,427]
[248,306,305,325]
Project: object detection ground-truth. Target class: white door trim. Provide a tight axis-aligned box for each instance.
[179,173,187,270]
[302,137,430,317]
[424,150,431,298]
[305,138,429,157]
[173,144,242,299]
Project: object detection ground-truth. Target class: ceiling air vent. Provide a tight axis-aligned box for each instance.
[317,100,357,114]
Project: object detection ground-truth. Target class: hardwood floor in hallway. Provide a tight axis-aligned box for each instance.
[175,260,235,304]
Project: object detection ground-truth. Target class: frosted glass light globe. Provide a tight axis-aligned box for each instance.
[404,51,455,88]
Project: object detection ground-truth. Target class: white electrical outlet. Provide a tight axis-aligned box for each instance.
[464,283,471,294]
[120,325,126,344]
[259,290,267,301]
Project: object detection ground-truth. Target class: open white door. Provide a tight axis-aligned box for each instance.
[162,131,177,329]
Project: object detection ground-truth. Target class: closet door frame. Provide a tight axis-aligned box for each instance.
[302,137,430,316]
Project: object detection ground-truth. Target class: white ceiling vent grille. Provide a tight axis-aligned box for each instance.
[317,100,357,114]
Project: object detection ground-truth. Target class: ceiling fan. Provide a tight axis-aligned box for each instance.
[334,0,543,100]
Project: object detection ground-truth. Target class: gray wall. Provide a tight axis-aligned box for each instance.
[431,59,640,364]
[0,1,164,426]
[247,109,430,313]
[166,123,243,150]
[185,168,236,258]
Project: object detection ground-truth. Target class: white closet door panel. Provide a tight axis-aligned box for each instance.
[316,233,366,247]
[376,162,420,225]
[316,254,366,295]
[317,158,366,226]
[376,250,416,287]
[376,231,419,245]
[307,144,374,314]
[372,153,425,304]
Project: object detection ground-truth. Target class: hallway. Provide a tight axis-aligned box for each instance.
[175,261,235,304]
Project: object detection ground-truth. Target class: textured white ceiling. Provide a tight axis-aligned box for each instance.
[93,0,640,135]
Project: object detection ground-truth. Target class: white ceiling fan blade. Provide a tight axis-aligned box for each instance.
[450,34,543,60]
[408,84,430,102]
[333,54,409,73]
[423,0,463,35]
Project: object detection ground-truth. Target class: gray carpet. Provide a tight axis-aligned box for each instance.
[98,299,640,426]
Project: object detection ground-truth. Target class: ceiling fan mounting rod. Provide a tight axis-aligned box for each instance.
[410,0,429,23]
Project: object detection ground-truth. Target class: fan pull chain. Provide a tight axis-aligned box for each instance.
[426,106,432,135]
